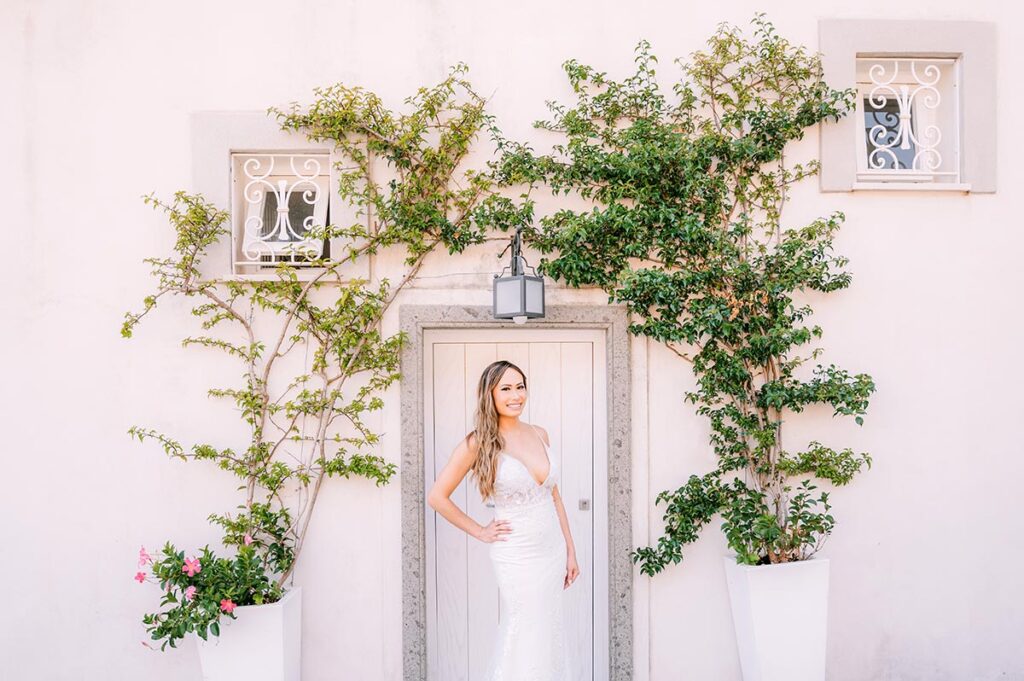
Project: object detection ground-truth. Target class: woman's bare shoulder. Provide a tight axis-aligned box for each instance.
[527,422,551,446]
[460,431,481,458]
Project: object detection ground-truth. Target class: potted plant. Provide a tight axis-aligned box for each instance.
[135,534,300,680]
[123,191,356,681]
[491,15,875,680]
[124,64,521,678]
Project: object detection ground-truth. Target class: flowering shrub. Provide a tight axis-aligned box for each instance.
[130,479,296,648]
[136,541,282,650]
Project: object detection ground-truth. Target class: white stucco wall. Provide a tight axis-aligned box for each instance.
[4,1,1022,679]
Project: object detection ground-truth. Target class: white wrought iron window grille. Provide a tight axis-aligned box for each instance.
[854,56,963,187]
[231,153,332,273]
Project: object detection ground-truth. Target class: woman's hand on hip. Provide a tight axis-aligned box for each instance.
[474,518,512,543]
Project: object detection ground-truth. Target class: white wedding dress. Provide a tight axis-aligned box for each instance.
[483,424,573,681]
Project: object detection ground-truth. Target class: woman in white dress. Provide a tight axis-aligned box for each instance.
[428,360,580,680]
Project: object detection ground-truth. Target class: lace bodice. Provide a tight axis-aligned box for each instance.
[490,427,558,510]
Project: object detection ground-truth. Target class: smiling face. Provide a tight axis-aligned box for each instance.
[491,367,527,418]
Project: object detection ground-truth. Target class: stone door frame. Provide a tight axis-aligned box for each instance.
[400,304,633,681]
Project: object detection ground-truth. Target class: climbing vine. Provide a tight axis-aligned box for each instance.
[493,15,876,572]
[125,65,523,648]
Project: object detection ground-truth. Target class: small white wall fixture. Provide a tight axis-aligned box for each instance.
[195,586,302,681]
[723,558,830,681]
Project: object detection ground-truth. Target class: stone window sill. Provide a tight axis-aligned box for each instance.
[851,182,972,193]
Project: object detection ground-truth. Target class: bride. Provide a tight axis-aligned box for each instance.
[428,359,580,680]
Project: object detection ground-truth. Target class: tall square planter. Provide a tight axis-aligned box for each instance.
[723,558,829,681]
[195,586,302,681]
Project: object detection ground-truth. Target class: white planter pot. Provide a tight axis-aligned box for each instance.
[723,557,829,681]
[195,586,302,681]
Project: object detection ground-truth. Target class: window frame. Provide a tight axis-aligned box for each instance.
[852,56,961,186]
[818,19,996,194]
[190,111,367,281]
[233,153,332,271]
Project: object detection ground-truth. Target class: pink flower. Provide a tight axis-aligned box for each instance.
[181,557,201,577]
[184,586,197,601]
[138,546,152,567]
[134,572,146,583]
[243,533,253,546]
[220,599,236,614]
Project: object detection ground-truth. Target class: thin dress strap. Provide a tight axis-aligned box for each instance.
[528,422,548,449]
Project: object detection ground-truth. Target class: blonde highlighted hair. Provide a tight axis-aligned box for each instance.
[467,360,527,500]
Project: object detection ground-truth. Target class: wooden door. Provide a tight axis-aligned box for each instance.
[424,328,608,681]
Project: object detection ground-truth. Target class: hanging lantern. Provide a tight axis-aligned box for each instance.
[493,225,545,323]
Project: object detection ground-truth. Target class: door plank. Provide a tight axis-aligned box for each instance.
[432,343,469,681]
[465,343,500,680]
[562,342,595,681]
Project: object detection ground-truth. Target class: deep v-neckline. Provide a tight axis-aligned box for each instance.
[499,426,552,487]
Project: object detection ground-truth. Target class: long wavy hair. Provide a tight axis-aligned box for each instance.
[468,360,527,500]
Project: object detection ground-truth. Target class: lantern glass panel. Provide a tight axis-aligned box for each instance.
[494,277,524,316]
[525,278,544,315]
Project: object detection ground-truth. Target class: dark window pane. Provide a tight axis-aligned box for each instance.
[864,97,917,170]
[259,188,319,241]
[256,192,329,266]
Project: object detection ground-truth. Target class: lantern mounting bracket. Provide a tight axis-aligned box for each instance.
[492,224,546,322]
[495,225,539,279]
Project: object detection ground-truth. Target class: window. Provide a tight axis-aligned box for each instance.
[818,19,996,193]
[191,112,365,281]
[231,153,332,274]
[854,57,961,186]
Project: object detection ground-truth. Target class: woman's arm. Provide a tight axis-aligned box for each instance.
[551,484,580,589]
[551,484,577,558]
[535,425,579,588]
[427,434,511,543]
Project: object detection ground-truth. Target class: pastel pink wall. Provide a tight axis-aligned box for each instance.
[3,0,1021,679]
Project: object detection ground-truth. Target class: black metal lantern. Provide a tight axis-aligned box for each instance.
[493,225,545,323]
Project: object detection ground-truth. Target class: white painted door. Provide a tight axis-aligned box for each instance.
[424,328,608,681]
